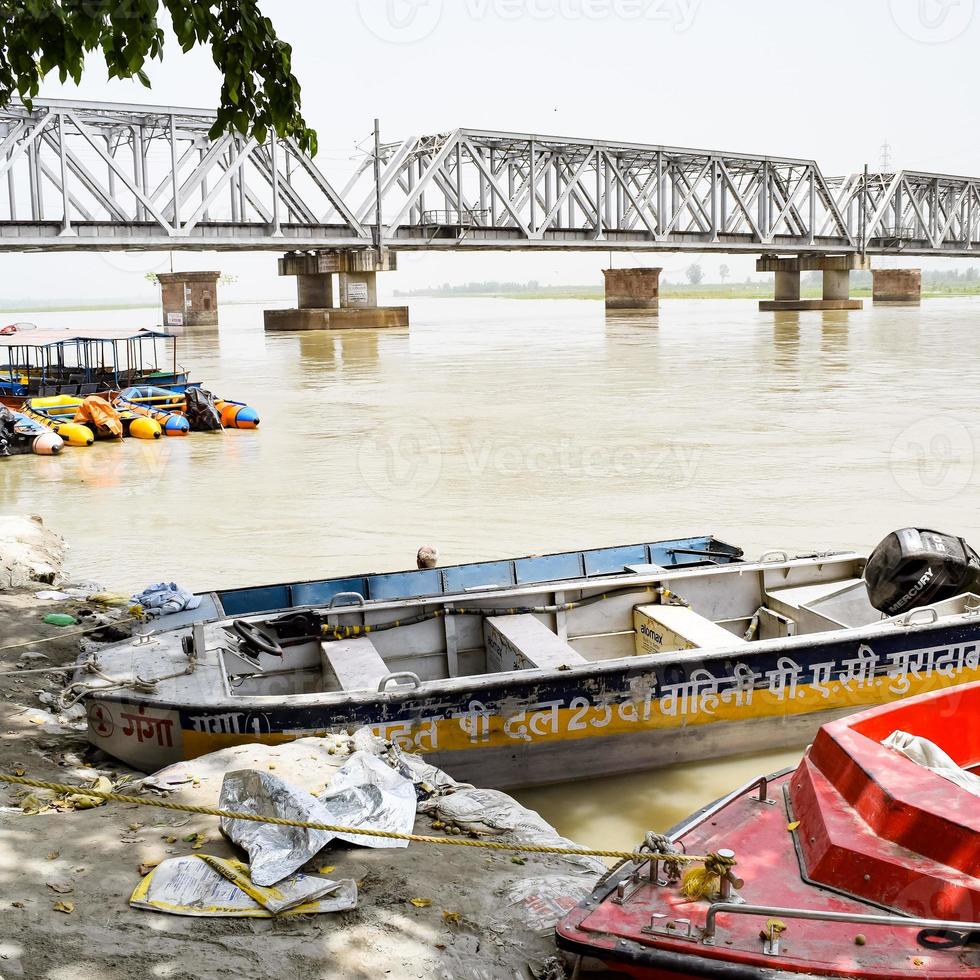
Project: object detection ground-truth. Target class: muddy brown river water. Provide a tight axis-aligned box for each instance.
[3,294,978,847]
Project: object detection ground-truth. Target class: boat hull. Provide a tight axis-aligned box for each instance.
[557,683,980,978]
[84,618,980,784]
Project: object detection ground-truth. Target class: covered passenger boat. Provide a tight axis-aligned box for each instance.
[75,530,980,787]
[556,681,980,978]
[0,328,194,408]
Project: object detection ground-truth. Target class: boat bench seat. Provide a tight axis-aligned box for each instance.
[484,614,587,673]
[320,637,389,692]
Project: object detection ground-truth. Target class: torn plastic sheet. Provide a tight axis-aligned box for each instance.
[418,788,604,875]
[495,875,597,936]
[219,769,337,887]
[219,751,417,886]
[350,728,466,799]
[129,854,357,917]
[317,750,417,848]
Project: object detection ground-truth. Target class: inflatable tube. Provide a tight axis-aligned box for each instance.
[115,395,190,437]
[31,430,63,456]
[216,400,260,429]
[7,412,64,455]
[23,404,94,447]
[125,415,163,440]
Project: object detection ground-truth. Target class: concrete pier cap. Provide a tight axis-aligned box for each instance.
[157,270,220,327]
[265,248,409,332]
[602,267,662,311]
[757,253,869,311]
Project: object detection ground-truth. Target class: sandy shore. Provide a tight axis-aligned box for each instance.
[0,523,605,980]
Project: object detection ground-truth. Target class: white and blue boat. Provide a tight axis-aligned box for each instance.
[77,531,980,788]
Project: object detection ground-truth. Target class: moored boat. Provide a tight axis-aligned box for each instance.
[0,328,196,408]
[556,681,980,978]
[74,529,980,786]
[114,388,190,437]
[117,385,259,431]
[0,406,63,455]
[27,394,162,441]
[22,399,94,447]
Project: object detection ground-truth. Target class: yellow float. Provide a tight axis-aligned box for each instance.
[26,394,162,442]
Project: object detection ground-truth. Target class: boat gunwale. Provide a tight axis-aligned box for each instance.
[83,556,980,713]
[214,551,865,623]
[210,533,747,614]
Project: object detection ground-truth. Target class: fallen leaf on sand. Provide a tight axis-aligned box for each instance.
[442,911,462,925]
[138,861,159,876]
[46,882,74,895]
[409,898,432,908]
[13,765,25,776]
[45,851,59,861]
[52,900,74,914]
[510,856,527,866]
[317,866,336,875]
[11,901,24,909]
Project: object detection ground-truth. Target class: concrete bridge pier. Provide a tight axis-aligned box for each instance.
[758,254,869,311]
[872,268,922,305]
[158,271,220,327]
[264,250,409,331]
[603,267,662,311]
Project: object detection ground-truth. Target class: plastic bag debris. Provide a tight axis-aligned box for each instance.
[499,875,596,936]
[219,751,417,887]
[418,788,604,875]
[130,854,357,918]
[42,613,76,627]
[351,728,468,800]
[129,582,202,618]
[317,751,416,848]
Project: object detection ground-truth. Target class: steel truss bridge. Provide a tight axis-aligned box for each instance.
[1,97,979,257]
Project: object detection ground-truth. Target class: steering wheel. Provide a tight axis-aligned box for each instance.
[231,619,284,657]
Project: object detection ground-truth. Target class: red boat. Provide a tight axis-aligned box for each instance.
[557,681,980,978]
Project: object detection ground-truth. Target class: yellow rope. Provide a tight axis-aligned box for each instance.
[680,850,737,899]
[0,773,719,864]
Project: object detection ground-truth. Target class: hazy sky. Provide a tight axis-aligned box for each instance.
[3,0,978,303]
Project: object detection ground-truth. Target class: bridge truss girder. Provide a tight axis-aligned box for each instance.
[1,100,979,257]
[0,98,369,251]
[368,128,856,254]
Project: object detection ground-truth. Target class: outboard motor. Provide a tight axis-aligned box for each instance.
[865,528,980,616]
[183,387,223,431]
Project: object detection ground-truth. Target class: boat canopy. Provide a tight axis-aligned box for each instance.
[0,328,180,392]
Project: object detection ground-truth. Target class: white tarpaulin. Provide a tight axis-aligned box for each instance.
[883,730,980,797]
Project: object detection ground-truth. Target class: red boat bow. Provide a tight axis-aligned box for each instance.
[557,682,980,978]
